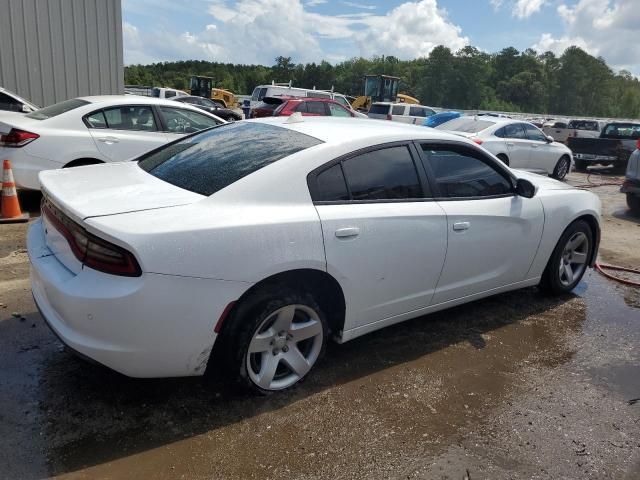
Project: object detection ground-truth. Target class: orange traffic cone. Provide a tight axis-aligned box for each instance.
[0,160,29,223]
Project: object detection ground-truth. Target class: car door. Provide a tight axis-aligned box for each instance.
[499,123,531,168]
[524,123,556,172]
[417,143,544,304]
[86,105,168,162]
[158,106,223,142]
[310,144,448,329]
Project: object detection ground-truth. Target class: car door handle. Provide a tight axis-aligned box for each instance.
[335,227,360,238]
[452,222,470,232]
[506,142,514,147]
[97,136,119,144]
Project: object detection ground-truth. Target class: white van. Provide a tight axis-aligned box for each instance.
[368,102,437,125]
[250,83,351,109]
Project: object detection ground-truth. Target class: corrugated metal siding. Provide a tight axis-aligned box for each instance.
[0,0,123,107]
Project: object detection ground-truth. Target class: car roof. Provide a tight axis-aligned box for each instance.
[249,116,471,145]
[76,95,190,107]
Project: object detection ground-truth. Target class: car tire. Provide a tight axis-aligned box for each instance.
[574,159,587,172]
[539,220,593,295]
[627,193,640,215]
[497,154,509,166]
[218,286,328,394]
[551,155,571,180]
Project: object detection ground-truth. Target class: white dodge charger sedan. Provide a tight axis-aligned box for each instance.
[28,117,601,393]
[0,95,225,190]
[437,116,574,180]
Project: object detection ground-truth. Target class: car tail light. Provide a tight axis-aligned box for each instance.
[471,137,483,145]
[42,201,141,277]
[0,128,39,147]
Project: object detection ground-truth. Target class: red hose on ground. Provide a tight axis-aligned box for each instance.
[595,261,640,287]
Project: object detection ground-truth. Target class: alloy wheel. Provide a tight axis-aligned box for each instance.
[246,304,323,391]
[555,157,570,179]
[558,231,589,287]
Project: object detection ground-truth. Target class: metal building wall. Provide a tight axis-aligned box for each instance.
[0,0,123,107]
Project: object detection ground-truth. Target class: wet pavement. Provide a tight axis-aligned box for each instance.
[0,172,639,479]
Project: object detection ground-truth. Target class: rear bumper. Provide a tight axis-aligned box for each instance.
[0,148,61,190]
[621,179,640,195]
[574,153,618,162]
[28,219,251,378]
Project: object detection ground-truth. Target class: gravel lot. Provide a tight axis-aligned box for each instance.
[0,170,638,480]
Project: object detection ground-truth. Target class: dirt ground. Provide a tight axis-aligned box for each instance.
[0,171,638,480]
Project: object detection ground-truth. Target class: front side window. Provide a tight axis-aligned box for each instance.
[165,91,176,98]
[102,106,157,131]
[334,96,350,108]
[421,145,513,198]
[159,107,220,133]
[409,106,427,117]
[342,146,422,201]
[328,103,351,117]
[139,123,323,196]
[524,124,547,142]
[369,104,390,115]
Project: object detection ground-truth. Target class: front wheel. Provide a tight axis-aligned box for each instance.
[551,156,571,180]
[539,220,593,295]
[219,287,328,393]
[627,193,640,215]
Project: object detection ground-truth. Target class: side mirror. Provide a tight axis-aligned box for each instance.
[516,178,537,198]
[546,135,554,143]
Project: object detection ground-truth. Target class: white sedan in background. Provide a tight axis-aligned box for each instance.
[28,117,600,393]
[437,116,574,180]
[0,95,225,190]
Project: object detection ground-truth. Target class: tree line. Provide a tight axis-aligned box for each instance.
[124,45,640,118]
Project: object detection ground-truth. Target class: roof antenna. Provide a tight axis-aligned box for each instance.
[285,112,304,123]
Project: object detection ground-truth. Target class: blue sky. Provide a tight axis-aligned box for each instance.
[122,0,639,74]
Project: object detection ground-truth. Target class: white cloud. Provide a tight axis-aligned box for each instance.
[532,0,640,72]
[513,0,546,19]
[123,0,468,65]
[342,1,377,10]
[305,0,327,6]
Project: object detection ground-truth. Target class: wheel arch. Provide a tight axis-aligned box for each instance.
[573,214,600,267]
[217,268,346,341]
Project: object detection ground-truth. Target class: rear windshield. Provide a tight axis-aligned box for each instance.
[568,120,599,130]
[602,123,640,139]
[369,104,390,115]
[26,99,89,120]
[435,117,495,133]
[138,122,323,196]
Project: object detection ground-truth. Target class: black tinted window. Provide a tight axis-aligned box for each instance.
[503,123,526,139]
[369,104,390,115]
[342,146,421,200]
[409,106,426,117]
[524,124,547,141]
[139,123,322,196]
[306,102,326,115]
[26,99,89,120]
[392,105,405,115]
[0,92,21,112]
[421,146,512,198]
[315,164,349,201]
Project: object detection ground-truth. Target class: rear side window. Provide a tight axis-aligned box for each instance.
[102,106,157,131]
[139,123,323,196]
[86,111,107,128]
[392,105,405,115]
[306,102,326,115]
[0,92,22,112]
[342,146,422,200]
[315,164,349,201]
[421,146,513,198]
[369,104,390,115]
[26,98,89,120]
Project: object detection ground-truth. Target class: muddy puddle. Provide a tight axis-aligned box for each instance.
[0,271,622,479]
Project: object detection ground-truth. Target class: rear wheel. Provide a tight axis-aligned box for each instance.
[627,193,640,215]
[539,220,593,295]
[218,286,328,393]
[551,155,570,180]
[496,154,509,166]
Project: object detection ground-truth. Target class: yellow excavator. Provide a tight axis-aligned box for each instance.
[351,74,419,112]
[189,75,237,108]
